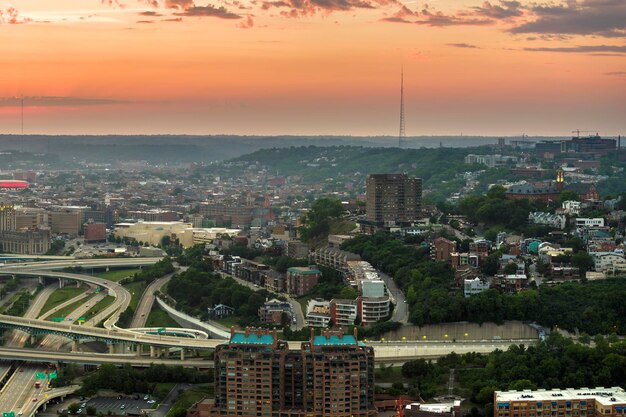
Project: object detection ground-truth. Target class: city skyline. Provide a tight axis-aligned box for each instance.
[0,0,624,136]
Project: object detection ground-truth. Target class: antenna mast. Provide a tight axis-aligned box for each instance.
[21,96,24,135]
[398,67,406,148]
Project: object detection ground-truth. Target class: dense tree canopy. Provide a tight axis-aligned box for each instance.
[76,363,212,396]
[298,197,345,242]
[167,267,270,325]
[342,233,626,334]
[457,189,549,233]
[402,334,626,404]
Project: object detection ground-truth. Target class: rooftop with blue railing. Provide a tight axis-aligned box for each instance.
[229,327,277,346]
[231,333,274,345]
[312,334,357,346]
[311,329,366,347]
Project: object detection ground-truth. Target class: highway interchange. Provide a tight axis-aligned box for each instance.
[0,255,539,417]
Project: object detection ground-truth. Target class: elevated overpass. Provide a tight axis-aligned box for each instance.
[0,337,536,368]
[28,385,81,417]
[0,314,249,350]
[129,327,209,339]
[0,346,213,368]
[1,270,131,328]
[0,255,74,261]
[0,257,539,365]
[0,314,537,360]
[0,257,163,272]
[0,257,163,328]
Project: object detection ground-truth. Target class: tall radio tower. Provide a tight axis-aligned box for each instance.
[398,67,406,148]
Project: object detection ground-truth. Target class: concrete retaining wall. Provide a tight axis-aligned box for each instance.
[382,321,538,341]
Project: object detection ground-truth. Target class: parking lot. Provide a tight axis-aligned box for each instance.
[70,397,157,416]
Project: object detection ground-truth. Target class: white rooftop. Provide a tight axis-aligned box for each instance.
[495,387,626,406]
[405,403,457,413]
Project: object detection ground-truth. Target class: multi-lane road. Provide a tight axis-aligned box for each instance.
[130,269,184,329]
[0,347,212,367]
[40,291,106,351]
[0,259,162,416]
[0,364,49,416]
[4,284,57,348]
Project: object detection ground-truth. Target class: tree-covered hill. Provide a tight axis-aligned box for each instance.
[232,145,487,198]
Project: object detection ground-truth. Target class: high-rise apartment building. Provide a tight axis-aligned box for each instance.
[302,331,376,417]
[365,173,422,226]
[210,328,376,417]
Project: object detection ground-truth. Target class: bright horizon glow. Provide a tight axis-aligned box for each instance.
[0,0,624,136]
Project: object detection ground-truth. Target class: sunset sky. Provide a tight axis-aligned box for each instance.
[0,0,624,136]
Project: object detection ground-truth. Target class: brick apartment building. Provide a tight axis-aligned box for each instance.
[84,223,107,243]
[286,266,322,297]
[208,328,376,417]
[432,237,457,263]
[363,173,422,231]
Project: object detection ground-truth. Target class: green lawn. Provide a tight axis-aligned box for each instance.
[215,316,240,328]
[124,281,147,312]
[375,365,411,384]
[165,385,214,417]
[80,295,115,322]
[153,382,176,401]
[53,294,97,321]
[39,286,86,317]
[96,268,140,282]
[0,290,26,311]
[145,304,180,328]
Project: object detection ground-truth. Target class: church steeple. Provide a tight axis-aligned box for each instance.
[556,169,565,190]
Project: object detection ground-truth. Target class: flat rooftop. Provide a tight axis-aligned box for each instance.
[230,333,274,345]
[495,387,626,406]
[312,334,357,346]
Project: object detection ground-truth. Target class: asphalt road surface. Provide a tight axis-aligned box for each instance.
[5,283,57,348]
[150,383,191,417]
[0,364,48,415]
[378,271,408,323]
[130,269,185,329]
[218,271,305,330]
[77,397,156,416]
[39,292,105,351]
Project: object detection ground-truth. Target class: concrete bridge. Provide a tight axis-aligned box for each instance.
[0,313,537,362]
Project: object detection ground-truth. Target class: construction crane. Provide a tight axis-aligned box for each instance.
[571,130,597,138]
[395,398,405,417]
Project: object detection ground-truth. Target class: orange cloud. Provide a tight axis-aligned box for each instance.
[0,6,31,24]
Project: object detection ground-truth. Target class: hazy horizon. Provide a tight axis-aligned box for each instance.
[1,1,624,136]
